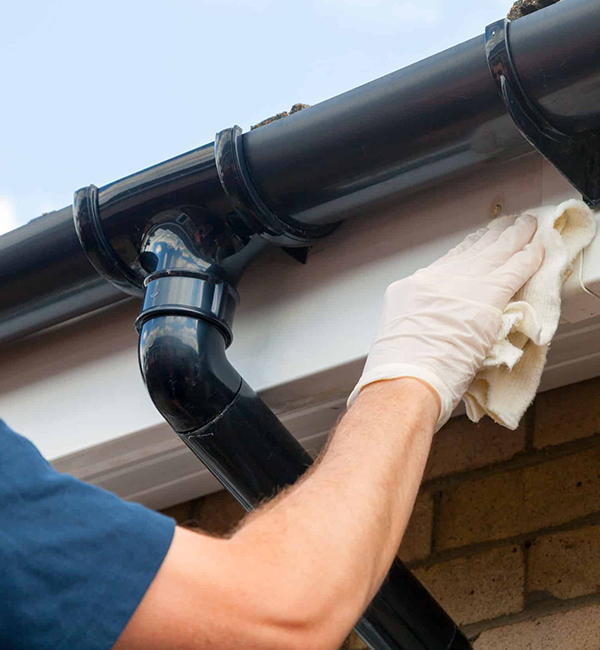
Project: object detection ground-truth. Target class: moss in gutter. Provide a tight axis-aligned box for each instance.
[507,0,563,21]
[251,103,310,130]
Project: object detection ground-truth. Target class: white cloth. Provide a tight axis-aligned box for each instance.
[348,215,545,432]
[463,199,597,430]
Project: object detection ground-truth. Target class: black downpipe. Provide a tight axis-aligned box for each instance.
[2,0,600,344]
[132,208,473,649]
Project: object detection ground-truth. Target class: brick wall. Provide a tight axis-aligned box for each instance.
[161,376,600,649]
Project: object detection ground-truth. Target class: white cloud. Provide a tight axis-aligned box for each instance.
[0,197,18,237]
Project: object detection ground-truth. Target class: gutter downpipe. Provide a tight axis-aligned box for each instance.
[1,1,600,647]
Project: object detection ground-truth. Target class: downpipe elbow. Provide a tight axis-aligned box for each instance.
[137,263,243,435]
[138,314,242,433]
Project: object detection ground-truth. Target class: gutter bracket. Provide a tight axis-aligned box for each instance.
[485,19,600,208]
[73,185,144,296]
[214,126,338,249]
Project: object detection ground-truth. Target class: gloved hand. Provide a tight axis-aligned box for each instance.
[348,214,544,431]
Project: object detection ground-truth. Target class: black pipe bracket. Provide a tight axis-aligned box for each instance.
[214,126,338,246]
[485,18,600,208]
[73,185,145,296]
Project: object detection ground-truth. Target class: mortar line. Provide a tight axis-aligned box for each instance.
[422,431,600,492]
[525,396,536,453]
[406,511,600,570]
[430,488,443,554]
[462,591,600,638]
[522,536,531,609]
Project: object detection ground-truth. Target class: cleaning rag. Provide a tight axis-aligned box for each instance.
[463,199,597,430]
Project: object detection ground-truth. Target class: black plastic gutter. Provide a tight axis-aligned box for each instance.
[245,0,600,224]
[0,206,127,343]
[2,0,599,344]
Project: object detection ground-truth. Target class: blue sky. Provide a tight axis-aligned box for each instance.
[0,0,512,235]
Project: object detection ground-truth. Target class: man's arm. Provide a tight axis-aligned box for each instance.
[114,378,439,650]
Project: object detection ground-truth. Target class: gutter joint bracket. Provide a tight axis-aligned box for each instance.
[485,18,600,208]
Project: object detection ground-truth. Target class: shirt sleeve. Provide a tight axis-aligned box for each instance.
[0,418,176,650]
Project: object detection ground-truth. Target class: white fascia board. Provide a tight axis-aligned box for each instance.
[2,153,599,509]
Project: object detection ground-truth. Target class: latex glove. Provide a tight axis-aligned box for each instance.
[348,215,544,431]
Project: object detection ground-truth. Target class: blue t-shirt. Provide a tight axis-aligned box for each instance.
[0,418,176,649]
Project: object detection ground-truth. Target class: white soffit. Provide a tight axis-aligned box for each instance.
[2,153,600,509]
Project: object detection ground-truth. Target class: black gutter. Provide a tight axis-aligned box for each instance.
[0,206,127,343]
[2,0,599,344]
[245,0,600,224]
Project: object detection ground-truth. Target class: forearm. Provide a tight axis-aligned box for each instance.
[231,377,439,644]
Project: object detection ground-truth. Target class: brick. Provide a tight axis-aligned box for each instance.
[425,415,525,481]
[413,546,524,626]
[438,448,600,550]
[523,448,600,532]
[474,604,600,649]
[534,377,600,448]
[192,490,246,536]
[438,470,525,550]
[399,491,433,563]
[528,525,600,600]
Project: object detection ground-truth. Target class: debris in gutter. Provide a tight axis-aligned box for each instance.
[507,0,563,21]
[251,103,310,130]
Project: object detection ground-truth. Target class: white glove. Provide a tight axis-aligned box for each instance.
[348,215,544,431]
